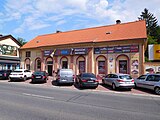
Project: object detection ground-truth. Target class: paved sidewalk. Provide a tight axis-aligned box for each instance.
[0,76,157,96]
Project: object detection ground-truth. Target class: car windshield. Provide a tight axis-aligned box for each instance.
[119,75,132,80]
[82,73,96,78]
[34,71,45,75]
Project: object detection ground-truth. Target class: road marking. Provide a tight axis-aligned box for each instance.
[22,93,54,99]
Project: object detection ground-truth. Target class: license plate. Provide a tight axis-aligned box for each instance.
[36,76,41,78]
[88,81,93,83]
[125,82,130,84]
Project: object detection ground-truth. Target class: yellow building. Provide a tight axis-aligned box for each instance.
[20,20,147,78]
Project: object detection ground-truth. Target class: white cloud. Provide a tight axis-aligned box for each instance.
[1,0,160,36]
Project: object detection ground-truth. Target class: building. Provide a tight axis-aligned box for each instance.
[20,20,147,78]
[0,35,22,70]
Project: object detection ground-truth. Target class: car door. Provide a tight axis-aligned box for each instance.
[104,74,109,85]
[105,74,111,85]
[108,74,114,86]
[136,75,147,88]
[146,75,160,90]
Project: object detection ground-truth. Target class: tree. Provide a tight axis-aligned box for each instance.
[17,37,27,45]
[138,8,158,37]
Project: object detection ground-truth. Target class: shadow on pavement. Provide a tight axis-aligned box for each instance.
[100,83,133,92]
[51,80,73,86]
[134,87,155,95]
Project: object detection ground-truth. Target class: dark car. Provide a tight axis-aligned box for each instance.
[0,70,12,80]
[31,71,48,83]
[75,73,99,88]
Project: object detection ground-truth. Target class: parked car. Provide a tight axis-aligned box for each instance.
[0,70,12,80]
[9,69,32,81]
[102,73,134,90]
[134,74,160,95]
[55,69,74,85]
[75,73,99,88]
[31,71,48,83]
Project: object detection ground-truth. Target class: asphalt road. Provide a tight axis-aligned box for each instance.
[0,82,159,120]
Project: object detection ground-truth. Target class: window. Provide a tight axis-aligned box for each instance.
[26,51,31,57]
[98,61,105,74]
[62,61,68,69]
[138,75,147,80]
[119,60,127,74]
[26,64,30,70]
[113,74,118,78]
[79,61,85,73]
[146,75,160,82]
[37,59,41,70]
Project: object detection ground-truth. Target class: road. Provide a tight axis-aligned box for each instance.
[0,82,159,120]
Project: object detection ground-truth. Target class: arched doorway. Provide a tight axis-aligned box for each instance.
[35,58,41,71]
[46,57,53,76]
[76,56,85,74]
[116,54,130,74]
[96,55,107,75]
[25,58,30,70]
[60,56,68,69]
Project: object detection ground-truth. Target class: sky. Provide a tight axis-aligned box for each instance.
[0,0,160,42]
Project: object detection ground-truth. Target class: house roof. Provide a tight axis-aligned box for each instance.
[0,35,22,47]
[21,20,147,49]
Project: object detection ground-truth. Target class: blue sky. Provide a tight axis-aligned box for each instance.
[0,0,160,42]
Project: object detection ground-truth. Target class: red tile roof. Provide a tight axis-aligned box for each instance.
[21,20,147,49]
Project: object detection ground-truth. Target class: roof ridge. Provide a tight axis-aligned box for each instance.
[37,20,145,37]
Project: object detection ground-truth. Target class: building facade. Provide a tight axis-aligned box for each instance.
[20,20,147,78]
[0,35,22,70]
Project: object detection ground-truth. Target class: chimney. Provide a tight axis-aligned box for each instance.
[56,30,62,33]
[0,34,3,37]
[116,20,121,24]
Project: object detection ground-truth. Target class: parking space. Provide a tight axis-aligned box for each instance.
[0,76,157,96]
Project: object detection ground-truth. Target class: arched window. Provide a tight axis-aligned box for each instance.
[25,58,30,70]
[35,58,41,71]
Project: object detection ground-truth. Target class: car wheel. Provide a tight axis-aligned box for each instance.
[112,83,117,90]
[10,78,13,82]
[24,76,27,81]
[154,87,160,95]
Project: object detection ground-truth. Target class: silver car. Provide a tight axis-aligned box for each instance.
[55,69,74,85]
[134,74,160,95]
[102,73,134,90]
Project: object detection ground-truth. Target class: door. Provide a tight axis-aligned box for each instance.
[98,61,106,74]
[47,65,53,76]
[62,61,68,69]
[119,60,127,74]
[79,61,85,73]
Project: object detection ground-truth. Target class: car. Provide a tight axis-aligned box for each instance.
[75,73,99,89]
[55,69,74,85]
[0,70,12,80]
[134,74,160,95]
[102,73,134,90]
[31,71,48,83]
[9,69,32,81]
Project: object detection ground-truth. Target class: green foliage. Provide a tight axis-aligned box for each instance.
[138,8,158,37]
[17,37,27,45]
[147,35,158,44]
[138,8,160,61]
